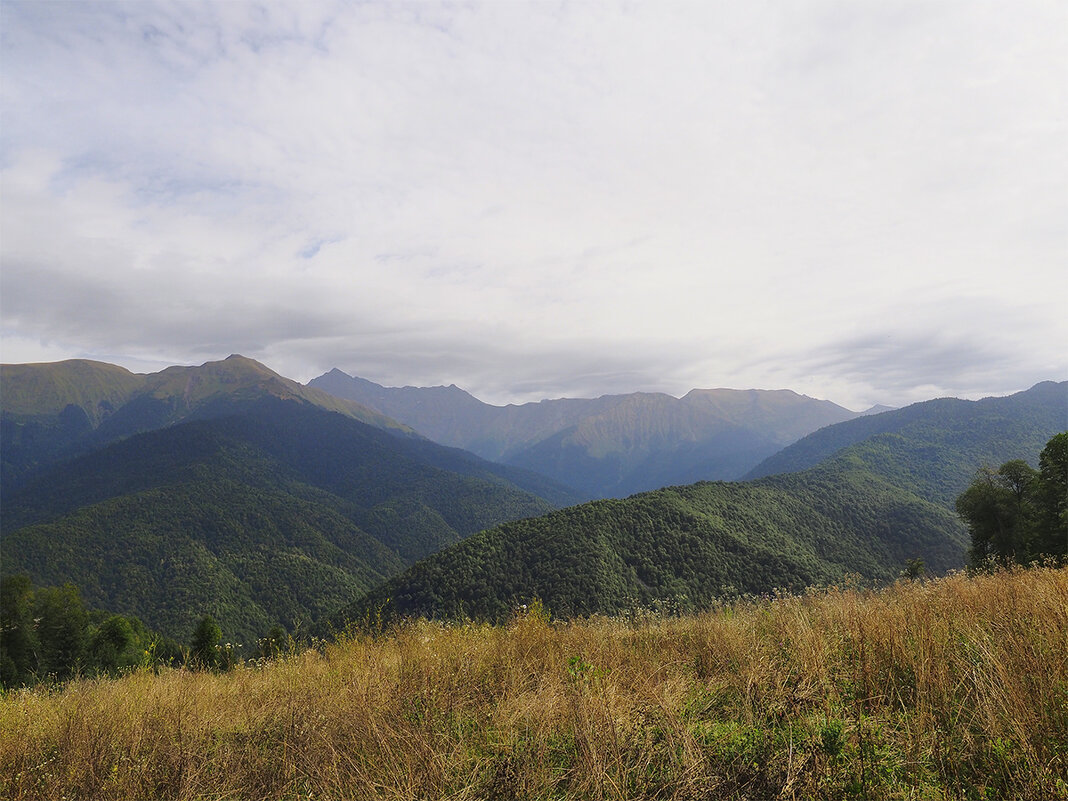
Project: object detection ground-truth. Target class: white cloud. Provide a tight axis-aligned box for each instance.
[1,0,1065,410]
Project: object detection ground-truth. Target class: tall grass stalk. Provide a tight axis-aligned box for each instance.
[2,565,1066,799]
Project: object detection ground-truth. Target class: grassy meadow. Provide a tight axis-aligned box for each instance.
[2,565,1066,800]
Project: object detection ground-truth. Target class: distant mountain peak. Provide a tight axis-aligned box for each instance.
[860,404,896,416]
[308,370,861,497]
[1,357,415,489]
[0,359,145,422]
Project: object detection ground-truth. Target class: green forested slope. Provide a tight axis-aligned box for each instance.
[339,460,963,623]
[5,480,401,644]
[746,381,1067,496]
[336,384,1066,624]
[1,398,574,642]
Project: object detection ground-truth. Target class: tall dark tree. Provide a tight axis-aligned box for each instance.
[33,584,89,681]
[1031,432,1068,557]
[87,615,137,674]
[957,464,1032,563]
[0,575,39,686]
[1,575,172,687]
[190,615,222,670]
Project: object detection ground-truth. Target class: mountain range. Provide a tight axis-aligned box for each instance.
[338,380,1067,623]
[1,356,578,642]
[308,370,873,499]
[746,381,1068,502]
[3,354,1063,644]
[1,355,408,491]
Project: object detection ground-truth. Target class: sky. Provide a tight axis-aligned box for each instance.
[1,1,1065,411]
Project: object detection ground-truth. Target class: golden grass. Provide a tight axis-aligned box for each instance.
[2,565,1067,800]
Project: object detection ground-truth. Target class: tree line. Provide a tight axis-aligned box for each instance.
[0,575,292,688]
[957,432,1067,565]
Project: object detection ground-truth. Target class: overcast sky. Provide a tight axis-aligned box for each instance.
[2,1,1064,410]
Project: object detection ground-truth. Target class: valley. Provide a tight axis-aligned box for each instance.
[2,356,1064,645]
[5,5,1063,797]
[2,356,1065,801]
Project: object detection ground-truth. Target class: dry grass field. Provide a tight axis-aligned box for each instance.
[2,565,1066,800]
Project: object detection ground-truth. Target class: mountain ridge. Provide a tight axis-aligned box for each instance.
[1,357,582,642]
[308,370,861,498]
[335,380,1066,624]
[1,355,412,491]
[745,381,1068,497]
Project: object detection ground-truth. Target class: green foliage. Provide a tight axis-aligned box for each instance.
[820,718,846,757]
[0,574,169,688]
[0,575,37,687]
[32,584,89,682]
[190,615,222,670]
[87,615,137,673]
[957,433,1068,565]
[956,465,1033,563]
[901,557,926,580]
[337,457,967,624]
[1033,432,1068,558]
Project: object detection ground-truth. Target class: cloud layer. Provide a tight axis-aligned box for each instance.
[2,1,1065,409]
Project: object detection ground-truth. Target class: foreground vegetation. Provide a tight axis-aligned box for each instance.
[2,565,1066,800]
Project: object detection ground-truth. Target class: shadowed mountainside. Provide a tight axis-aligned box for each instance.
[1,355,409,490]
[1,359,580,643]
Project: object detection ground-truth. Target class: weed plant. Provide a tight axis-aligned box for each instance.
[2,565,1066,799]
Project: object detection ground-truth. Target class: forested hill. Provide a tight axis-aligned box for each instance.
[1,355,409,491]
[309,369,860,499]
[335,383,1067,624]
[337,464,964,624]
[746,381,1067,496]
[1,397,577,643]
